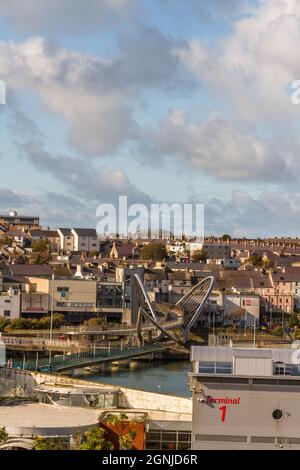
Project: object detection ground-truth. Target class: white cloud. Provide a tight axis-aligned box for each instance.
[204,189,300,237]
[0,32,186,157]
[177,0,300,123]
[0,0,136,35]
[0,37,137,156]
[141,110,298,182]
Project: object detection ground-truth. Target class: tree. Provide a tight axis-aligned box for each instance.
[288,314,300,328]
[78,427,112,451]
[221,234,231,242]
[84,317,106,327]
[30,252,51,265]
[227,307,245,329]
[192,249,208,262]
[141,243,167,261]
[4,314,65,332]
[30,240,51,265]
[0,316,11,332]
[33,436,66,450]
[31,240,50,253]
[249,254,263,267]
[106,413,137,450]
[0,427,8,446]
[0,237,12,248]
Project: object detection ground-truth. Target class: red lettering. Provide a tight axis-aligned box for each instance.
[219,405,227,422]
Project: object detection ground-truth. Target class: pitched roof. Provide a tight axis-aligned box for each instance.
[31,229,59,238]
[72,228,98,237]
[29,229,45,237]
[5,230,26,237]
[58,228,72,236]
[43,230,59,238]
[272,269,300,282]
[9,264,53,277]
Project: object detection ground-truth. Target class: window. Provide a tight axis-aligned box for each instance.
[195,434,247,443]
[251,436,274,444]
[199,361,232,375]
[4,310,10,317]
[199,362,215,374]
[272,409,284,421]
[274,363,285,375]
[57,287,69,292]
[145,430,191,450]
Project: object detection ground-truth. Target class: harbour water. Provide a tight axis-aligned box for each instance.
[83,361,191,397]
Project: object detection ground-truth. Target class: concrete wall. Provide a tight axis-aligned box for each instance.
[119,387,192,414]
[0,367,192,415]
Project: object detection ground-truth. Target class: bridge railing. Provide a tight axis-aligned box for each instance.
[10,342,173,372]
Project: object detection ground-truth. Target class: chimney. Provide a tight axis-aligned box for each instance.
[74,265,83,278]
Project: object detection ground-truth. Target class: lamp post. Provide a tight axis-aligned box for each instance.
[49,273,55,365]
[253,316,256,348]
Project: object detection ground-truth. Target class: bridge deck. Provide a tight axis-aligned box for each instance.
[11,342,173,373]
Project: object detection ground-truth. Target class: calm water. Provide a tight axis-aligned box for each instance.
[81,361,191,397]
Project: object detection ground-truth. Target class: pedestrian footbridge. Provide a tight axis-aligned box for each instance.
[11,342,173,374]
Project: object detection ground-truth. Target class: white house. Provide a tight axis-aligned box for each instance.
[0,287,21,319]
[223,293,260,327]
[58,228,74,252]
[71,229,100,252]
[5,230,27,247]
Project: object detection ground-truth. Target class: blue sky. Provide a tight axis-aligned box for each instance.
[1,0,300,236]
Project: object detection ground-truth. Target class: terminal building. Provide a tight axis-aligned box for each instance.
[190,346,300,450]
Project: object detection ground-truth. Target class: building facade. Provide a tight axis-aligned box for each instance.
[190,346,300,450]
[58,228,75,252]
[71,228,100,253]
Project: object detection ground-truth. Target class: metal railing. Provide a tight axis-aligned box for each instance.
[10,342,173,373]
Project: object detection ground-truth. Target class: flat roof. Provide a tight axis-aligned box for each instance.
[0,402,100,436]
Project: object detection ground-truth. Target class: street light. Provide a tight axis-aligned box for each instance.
[49,273,55,365]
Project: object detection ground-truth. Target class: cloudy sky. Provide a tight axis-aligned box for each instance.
[1,0,300,236]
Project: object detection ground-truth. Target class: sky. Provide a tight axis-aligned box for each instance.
[1,0,300,237]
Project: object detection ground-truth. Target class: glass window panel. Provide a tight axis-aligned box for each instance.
[146,432,161,441]
[178,432,191,442]
[178,442,190,450]
[145,442,161,450]
[162,441,176,450]
[161,432,177,442]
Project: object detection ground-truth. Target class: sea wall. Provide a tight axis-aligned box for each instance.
[0,367,192,415]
